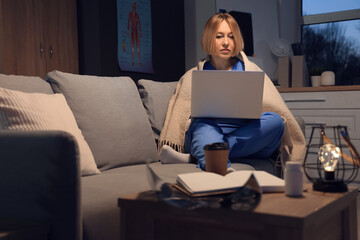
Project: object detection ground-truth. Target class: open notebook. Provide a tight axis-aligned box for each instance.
[175,170,285,197]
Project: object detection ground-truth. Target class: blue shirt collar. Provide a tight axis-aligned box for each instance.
[203,58,245,71]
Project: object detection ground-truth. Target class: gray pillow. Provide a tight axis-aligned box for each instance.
[46,71,158,171]
[0,73,53,94]
[137,79,178,143]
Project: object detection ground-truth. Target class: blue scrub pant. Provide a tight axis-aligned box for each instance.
[184,112,284,170]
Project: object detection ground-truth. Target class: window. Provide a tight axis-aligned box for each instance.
[301,0,360,85]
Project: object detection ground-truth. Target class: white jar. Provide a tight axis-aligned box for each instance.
[285,161,303,197]
[321,71,335,86]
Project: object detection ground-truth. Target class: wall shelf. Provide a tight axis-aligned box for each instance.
[278,85,360,93]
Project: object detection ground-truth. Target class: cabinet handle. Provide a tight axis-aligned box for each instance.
[40,43,44,58]
[49,45,53,59]
[284,99,326,103]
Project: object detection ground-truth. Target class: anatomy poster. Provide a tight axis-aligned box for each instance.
[117,0,154,73]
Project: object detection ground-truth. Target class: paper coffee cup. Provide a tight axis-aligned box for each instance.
[203,142,229,176]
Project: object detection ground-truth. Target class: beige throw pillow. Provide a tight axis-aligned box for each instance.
[0,87,100,176]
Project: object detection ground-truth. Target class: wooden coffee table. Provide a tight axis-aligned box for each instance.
[118,185,358,240]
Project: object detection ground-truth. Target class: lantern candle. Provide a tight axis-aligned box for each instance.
[318,144,341,180]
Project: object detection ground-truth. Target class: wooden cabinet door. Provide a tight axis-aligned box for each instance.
[0,0,47,77]
[44,0,78,74]
[0,0,78,78]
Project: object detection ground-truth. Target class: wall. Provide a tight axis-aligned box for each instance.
[76,0,298,81]
[184,0,216,70]
[77,0,185,82]
[277,0,301,44]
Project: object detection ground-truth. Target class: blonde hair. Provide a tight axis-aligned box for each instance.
[201,13,244,57]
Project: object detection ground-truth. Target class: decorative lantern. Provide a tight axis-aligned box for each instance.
[303,126,360,192]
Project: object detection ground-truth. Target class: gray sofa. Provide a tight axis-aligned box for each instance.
[0,71,302,240]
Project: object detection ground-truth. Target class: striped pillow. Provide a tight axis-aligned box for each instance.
[0,87,100,176]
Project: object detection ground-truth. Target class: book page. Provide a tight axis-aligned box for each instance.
[177,171,285,195]
[177,172,250,194]
[226,171,285,192]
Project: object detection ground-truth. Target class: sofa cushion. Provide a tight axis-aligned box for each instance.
[46,71,158,171]
[295,117,305,136]
[0,87,100,176]
[0,73,53,94]
[137,80,178,143]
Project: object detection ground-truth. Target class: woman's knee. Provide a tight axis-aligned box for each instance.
[188,118,223,135]
[261,111,282,120]
[262,112,283,125]
[261,112,284,136]
[185,118,224,152]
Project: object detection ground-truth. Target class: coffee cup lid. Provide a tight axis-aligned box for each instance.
[203,142,229,151]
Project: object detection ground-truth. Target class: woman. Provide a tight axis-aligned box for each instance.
[159,12,306,172]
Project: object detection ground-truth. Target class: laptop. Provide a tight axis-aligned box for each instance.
[191,70,265,119]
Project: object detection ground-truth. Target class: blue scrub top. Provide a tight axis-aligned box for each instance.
[203,58,245,71]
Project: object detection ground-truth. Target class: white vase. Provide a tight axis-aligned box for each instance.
[321,71,335,86]
[311,76,321,87]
